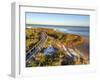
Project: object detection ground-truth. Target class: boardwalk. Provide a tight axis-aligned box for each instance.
[26,32,48,63]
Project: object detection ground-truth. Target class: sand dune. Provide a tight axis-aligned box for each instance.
[75,36,89,62]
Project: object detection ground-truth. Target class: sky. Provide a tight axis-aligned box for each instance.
[26,12,90,26]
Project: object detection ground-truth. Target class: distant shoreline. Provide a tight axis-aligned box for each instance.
[26,24,89,28]
[26,26,89,37]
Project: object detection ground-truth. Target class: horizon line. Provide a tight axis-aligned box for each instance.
[26,23,89,27]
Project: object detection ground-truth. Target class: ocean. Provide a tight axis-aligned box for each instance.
[26,24,89,37]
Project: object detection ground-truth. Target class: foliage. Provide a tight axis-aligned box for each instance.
[26,28,88,67]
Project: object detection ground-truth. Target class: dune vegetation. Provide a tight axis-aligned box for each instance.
[26,28,89,67]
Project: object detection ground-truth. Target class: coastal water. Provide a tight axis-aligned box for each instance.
[26,24,89,37]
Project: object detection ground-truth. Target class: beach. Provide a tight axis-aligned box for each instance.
[75,36,89,63]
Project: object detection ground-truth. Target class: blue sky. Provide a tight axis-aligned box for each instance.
[26,12,90,26]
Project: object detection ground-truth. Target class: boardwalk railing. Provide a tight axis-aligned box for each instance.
[26,32,48,63]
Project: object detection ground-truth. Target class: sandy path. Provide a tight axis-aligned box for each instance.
[75,36,89,60]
